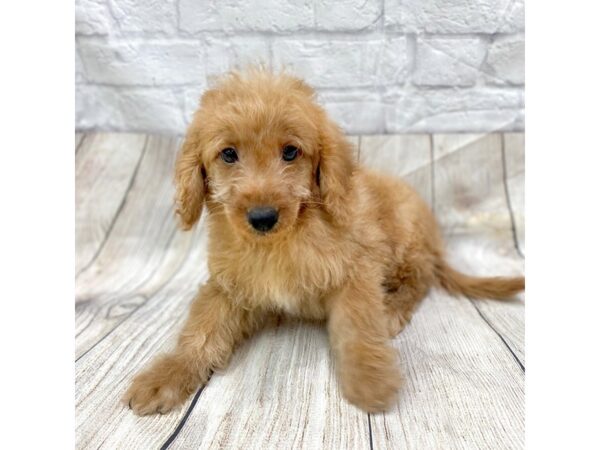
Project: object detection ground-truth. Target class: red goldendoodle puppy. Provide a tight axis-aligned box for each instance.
[124,68,524,415]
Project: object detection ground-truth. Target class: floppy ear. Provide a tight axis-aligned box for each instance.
[174,119,205,230]
[316,117,356,223]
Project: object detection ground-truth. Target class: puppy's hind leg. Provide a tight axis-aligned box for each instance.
[123,279,266,416]
[382,261,432,338]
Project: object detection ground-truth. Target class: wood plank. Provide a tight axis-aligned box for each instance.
[74,132,525,449]
[76,229,370,448]
[444,236,525,366]
[75,224,209,449]
[360,134,432,206]
[432,133,513,247]
[171,320,370,449]
[431,132,524,365]
[443,133,525,369]
[503,133,525,255]
[503,134,524,180]
[75,135,187,359]
[370,289,524,449]
[75,225,370,448]
[76,134,369,448]
[75,133,147,274]
[75,133,84,152]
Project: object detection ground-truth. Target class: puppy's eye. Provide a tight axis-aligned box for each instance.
[220,147,238,164]
[282,145,300,162]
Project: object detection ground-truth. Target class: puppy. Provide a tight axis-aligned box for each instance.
[124,68,524,415]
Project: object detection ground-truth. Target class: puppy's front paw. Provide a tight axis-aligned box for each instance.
[340,345,403,412]
[123,355,196,416]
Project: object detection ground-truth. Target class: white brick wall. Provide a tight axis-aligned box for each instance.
[76,0,525,135]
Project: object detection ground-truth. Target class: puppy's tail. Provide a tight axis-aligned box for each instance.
[434,260,524,300]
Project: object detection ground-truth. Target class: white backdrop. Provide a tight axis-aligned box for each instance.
[75,0,524,135]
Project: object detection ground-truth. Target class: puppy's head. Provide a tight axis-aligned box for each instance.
[175,69,355,240]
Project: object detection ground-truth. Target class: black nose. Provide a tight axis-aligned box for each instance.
[247,207,279,232]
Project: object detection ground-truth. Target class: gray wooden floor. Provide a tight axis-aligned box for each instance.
[75,132,525,449]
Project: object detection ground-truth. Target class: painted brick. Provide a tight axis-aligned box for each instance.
[272,38,408,88]
[386,0,525,33]
[319,91,385,134]
[109,0,177,34]
[381,37,410,85]
[414,37,487,86]
[315,0,382,30]
[179,0,313,33]
[485,34,525,85]
[182,38,269,124]
[76,85,186,133]
[183,84,207,125]
[204,37,270,78]
[76,0,111,35]
[384,87,524,132]
[75,0,525,134]
[76,49,85,82]
[78,40,205,85]
[499,0,525,33]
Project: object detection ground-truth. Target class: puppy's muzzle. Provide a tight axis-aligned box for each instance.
[247,207,279,233]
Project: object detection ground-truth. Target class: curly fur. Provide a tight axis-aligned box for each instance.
[124,68,525,415]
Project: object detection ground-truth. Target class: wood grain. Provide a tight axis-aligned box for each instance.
[443,236,525,367]
[75,221,209,449]
[369,289,524,450]
[360,134,432,205]
[504,133,525,255]
[75,135,195,359]
[75,133,85,152]
[75,132,525,450]
[432,134,513,247]
[75,133,147,275]
[172,320,370,449]
[366,133,524,448]
[432,133,524,368]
